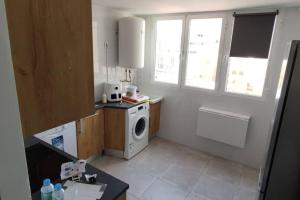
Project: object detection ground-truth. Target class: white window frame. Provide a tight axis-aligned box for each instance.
[181,13,227,93]
[148,9,280,101]
[150,15,186,87]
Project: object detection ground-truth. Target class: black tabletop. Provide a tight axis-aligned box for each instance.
[25,137,129,200]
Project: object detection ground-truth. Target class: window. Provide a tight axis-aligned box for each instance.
[185,17,223,90]
[225,12,276,97]
[154,19,183,84]
[226,57,268,96]
[150,11,277,98]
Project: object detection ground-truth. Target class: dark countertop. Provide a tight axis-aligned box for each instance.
[24,137,129,200]
[94,96,163,110]
[95,101,143,110]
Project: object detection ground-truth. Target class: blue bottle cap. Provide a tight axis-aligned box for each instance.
[43,178,51,186]
[54,183,62,191]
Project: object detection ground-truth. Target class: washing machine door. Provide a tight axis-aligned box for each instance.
[132,115,148,140]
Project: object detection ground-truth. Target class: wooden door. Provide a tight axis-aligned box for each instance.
[5,0,94,137]
[104,108,125,151]
[77,109,104,160]
[149,102,161,139]
[94,109,105,153]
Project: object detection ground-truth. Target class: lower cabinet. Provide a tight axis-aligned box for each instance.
[76,109,104,159]
[104,108,126,151]
[117,193,127,200]
[149,101,161,139]
[76,102,161,159]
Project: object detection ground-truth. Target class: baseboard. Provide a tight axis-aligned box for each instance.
[86,150,104,163]
[104,149,124,158]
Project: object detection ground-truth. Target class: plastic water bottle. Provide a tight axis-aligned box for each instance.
[102,93,107,104]
[41,178,54,200]
[52,183,64,200]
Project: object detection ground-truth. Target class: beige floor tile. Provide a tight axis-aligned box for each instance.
[127,193,140,200]
[141,141,184,163]
[91,155,157,197]
[193,174,237,200]
[100,165,157,197]
[142,179,188,200]
[90,155,130,174]
[129,150,173,177]
[175,154,209,173]
[120,168,157,197]
[178,145,211,159]
[162,164,202,191]
[91,137,259,200]
[205,157,242,185]
[185,193,211,200]
[240,166,259,190]
[233,186,258,200]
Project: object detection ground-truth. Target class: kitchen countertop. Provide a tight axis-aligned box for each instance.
[95,101,144,110]
[95,97,163,110]
[24,137,129,200]
[149,96,163,104]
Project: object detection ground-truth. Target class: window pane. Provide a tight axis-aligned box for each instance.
[154,20,182,84]
[225,57,268,97]
[185,18,223,89]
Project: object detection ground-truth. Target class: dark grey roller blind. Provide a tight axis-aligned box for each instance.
[230,12,277,58]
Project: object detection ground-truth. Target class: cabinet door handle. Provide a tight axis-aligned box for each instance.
[80,119,85,134]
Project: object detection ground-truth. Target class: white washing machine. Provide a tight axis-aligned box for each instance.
[124,102,149,159]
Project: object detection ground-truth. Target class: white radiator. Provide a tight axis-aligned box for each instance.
[196,107,250,148]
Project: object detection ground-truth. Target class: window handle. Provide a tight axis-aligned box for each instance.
[181,50,185,59]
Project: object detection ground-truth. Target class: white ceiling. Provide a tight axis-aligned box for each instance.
[95,0,300,14]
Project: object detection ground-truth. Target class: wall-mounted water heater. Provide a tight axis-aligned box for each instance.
[118,17,145,69]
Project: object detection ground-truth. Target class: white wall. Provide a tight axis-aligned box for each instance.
[92,1,137,101]
[0,0,31,199]
[280,8,300,43]
[139,8,300,168]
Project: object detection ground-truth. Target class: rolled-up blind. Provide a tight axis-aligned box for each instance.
[229,11,277,58]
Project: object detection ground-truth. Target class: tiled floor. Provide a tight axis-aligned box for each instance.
[91,137,259,200]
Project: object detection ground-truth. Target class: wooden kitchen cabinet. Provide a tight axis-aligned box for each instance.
[149,102,161,139]
[104,108,126,151]
[5,0,95,137]
[77,109,104,160]
[117,193,127,200]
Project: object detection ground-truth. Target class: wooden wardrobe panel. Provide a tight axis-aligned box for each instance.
[5,0,94,136]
